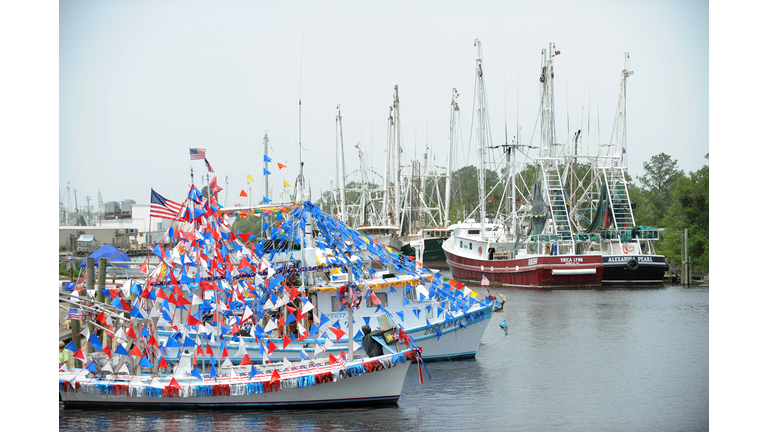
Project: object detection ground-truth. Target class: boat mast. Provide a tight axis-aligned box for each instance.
[336,105,347,223]
[612,52,632,168]
[263,132,270,202]
[444,89,458,227]
[393,86,401,232]
[382,107,393,226]
[540,43,556,159]
[356,143,370,226]
[474,40,486,238]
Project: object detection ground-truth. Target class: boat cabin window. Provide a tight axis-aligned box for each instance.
[469,243,473,250]
[468,229,480,235]
[460,241,464,248]
[366,292,388,308]
[331,296,342,312]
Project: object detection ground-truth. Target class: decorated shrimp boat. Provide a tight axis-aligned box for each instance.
[158,198,496,363]
[59,349,417,408]
[58,184,428,409]
[442,42,603,288]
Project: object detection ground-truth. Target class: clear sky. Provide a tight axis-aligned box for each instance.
[55,0,709,211]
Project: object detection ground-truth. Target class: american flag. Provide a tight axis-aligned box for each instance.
[189,148,207,160]
[205,158,214,173]
[150,189,184,220]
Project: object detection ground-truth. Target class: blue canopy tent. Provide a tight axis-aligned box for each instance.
[77,245,131,268]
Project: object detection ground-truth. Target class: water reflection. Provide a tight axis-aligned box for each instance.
[60,283,708,432]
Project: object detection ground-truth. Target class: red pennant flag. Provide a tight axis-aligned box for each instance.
[101,345,111,357]
[176,295,191,307]
[328,352,337,364]
[125,326,137,340]
[139,287,151,299]
[289,286,301,301]
[222,346,229,358]
[96,311,106,325]
[73,348,85,360]
[269,369,281,385]
[139,260,148,274]
[147,335,158,347]
[238,256,250,270]
[155,288,168,300]
[329,326,346,343]
[196,345,204,356]
[278,315,285,329]
[187,314,203,326]
[159,357,169,368]
[206,344,214,356]
[109,288,119,299]
[267,340,277,356]
[169,377,182,389]
[130,344,143,357]
[283,335,291,350]
[239,354,252,366]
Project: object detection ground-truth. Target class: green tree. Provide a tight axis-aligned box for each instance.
[657,155,709,275]
[636,152,684,224]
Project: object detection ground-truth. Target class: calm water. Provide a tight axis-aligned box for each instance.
[59,283,709,431]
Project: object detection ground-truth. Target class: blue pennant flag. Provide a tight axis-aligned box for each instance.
[114,344,130,356]
[209,361,217,377]
[139,356,153,368]
[88,333,103,352]
[263,196,272,203]
[111,296,125,311]
[263,168,271,176]
[396,310,405,322]
[250,365,258,380]
[85,361,99,373]
[363,316,370,326]
[264,155,272,163]
[412,308,421,319]
[191,366,203,380]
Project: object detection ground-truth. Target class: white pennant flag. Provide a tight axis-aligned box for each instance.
[282,356,294,371]
[234,337,247,358]
[302,301,316,314]
[263,319,277,334]
[118,363,130,375]
[101,361,113,373]
[192,293,204,306]
[241,305,254,323]
[314,340,324,356]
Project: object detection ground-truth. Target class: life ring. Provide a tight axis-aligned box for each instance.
[478,246,483,256]
[627,245,635,252]
[627,257,639,271]
[622,245,628,254]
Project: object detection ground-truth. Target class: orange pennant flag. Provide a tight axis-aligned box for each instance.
[277,162,287,169]
[239,190,248,197]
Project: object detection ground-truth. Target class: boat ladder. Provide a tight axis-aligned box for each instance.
[540,159,575,248]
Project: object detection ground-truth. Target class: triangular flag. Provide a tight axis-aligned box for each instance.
[239,354,252,366]
[246,174,255,182]
[240,190,248,197]
[282,179,291,187]
[277,162,287,169]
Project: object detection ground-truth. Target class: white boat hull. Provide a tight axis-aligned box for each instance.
[60,352,412,408]
[158,305,493,363]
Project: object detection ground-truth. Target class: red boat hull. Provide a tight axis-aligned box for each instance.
[444,250,604,288]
